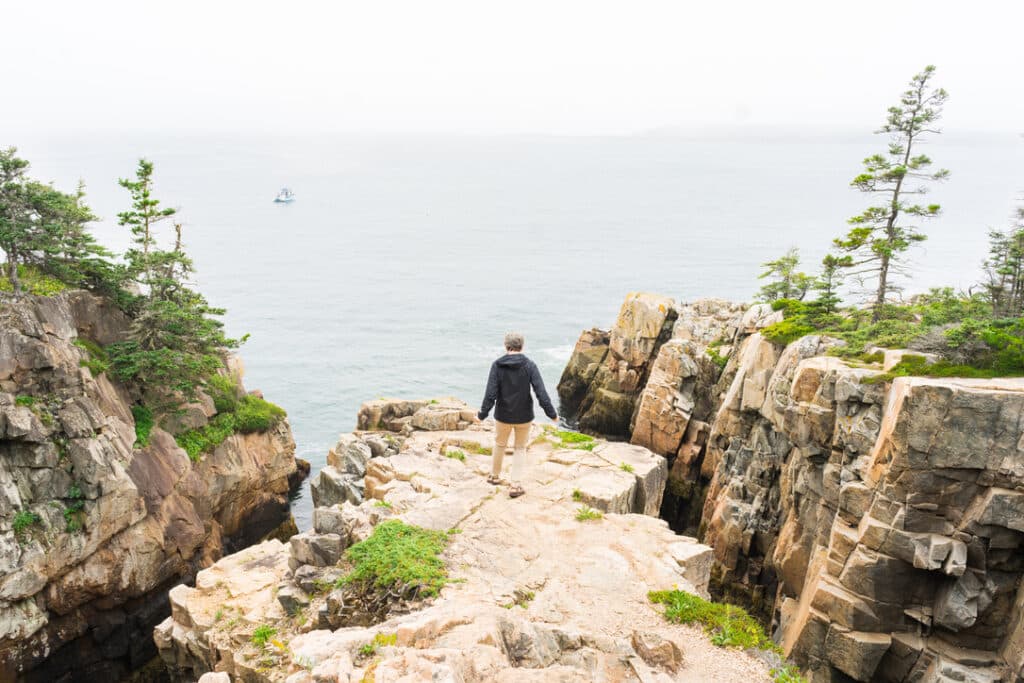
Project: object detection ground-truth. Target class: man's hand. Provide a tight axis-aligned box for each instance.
[550,414,559,424]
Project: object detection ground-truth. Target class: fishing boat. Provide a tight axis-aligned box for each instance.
[273,187,295,203]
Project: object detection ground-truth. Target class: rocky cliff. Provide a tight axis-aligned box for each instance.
[560,293,1024,682]
[0,292,299,682]
[154,400,774,682]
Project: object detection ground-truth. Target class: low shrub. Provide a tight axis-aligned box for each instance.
[205,374,240,413]
[337,520,451,598]
[575,505,602,522]
[174,395,286,461]
[761,319,815,346]
[233,395,287,433]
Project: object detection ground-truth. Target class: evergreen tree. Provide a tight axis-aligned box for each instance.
[108,160,242,402]
[118,159,176,290]
[0,148,33,294]
[813,254,853,315]
[983,206,1024,318]
[757,247,813,302]
[833,66,949,319]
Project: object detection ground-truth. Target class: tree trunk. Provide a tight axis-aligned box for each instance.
[873,254,889,320]
[7,245,20,295]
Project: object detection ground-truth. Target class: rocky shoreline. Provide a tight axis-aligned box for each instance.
[558,293,1024,682]
[0,292,301,682]
[7,289,1024,683]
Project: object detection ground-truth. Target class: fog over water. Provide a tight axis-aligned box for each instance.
[17,129,1023,526]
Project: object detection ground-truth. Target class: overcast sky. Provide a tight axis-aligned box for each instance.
[5,1,1023,136]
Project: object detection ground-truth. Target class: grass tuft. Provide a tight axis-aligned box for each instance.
[571,489,583,502]
[575,505,602,522]
[251,624,277,648]
[771,663,808,683]
[444,448,466,462]
[359,632,397,657]
[619,462,635,473]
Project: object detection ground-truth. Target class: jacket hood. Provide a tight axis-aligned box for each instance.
[496,353,529,367]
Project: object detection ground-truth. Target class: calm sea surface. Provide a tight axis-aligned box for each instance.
[16,130,1024,527]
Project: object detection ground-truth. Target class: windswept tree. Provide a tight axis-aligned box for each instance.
[118,159,177,289]
[0,148,113,294]
[834,65,949,319]
[757,247,813,302]
[108,160,242,401]
[983,205,1024,318]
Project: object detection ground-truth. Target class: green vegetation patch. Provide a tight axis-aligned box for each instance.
[761,318,816,346]
[205,374,241,413]
[0,264,69,296]
[649,589,777,651]
[444,448,466,462]
[337,520,451,598]
[176,413,236,462]
[233,395,287,433]
[14,395,36,408]
[575,505,602,522]
[132,405,154,447]
[175,394,286,461]
[64,483,86,533]
[12,509,42,540]
[251,624,277,648]
[706,346,729,370]
[771,664,808,683]
[359,632,397,657]
[619,462,635,473]
[549,429,598,451]
[74,337,110,376]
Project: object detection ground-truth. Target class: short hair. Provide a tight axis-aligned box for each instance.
[504,332,524,351]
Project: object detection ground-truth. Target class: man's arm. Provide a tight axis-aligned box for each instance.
[528,361,558,420]
[478,362,499,420]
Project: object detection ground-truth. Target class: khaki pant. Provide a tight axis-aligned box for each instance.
[492,420,531,485]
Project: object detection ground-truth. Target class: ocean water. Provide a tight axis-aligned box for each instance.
[16,129,1024,528]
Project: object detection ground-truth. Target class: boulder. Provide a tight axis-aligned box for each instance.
[289,531,344,569]
[310,466,364,507]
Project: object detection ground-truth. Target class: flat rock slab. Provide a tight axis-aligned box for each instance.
[155,424,771,682]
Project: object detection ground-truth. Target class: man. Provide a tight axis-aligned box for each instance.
[478,332,558,498]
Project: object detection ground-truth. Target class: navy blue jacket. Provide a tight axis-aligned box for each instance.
[478,353,557,424]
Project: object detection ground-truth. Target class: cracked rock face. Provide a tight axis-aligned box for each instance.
[154,421,772,682]
[0,292,298,682]
[563,292,1024,682]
